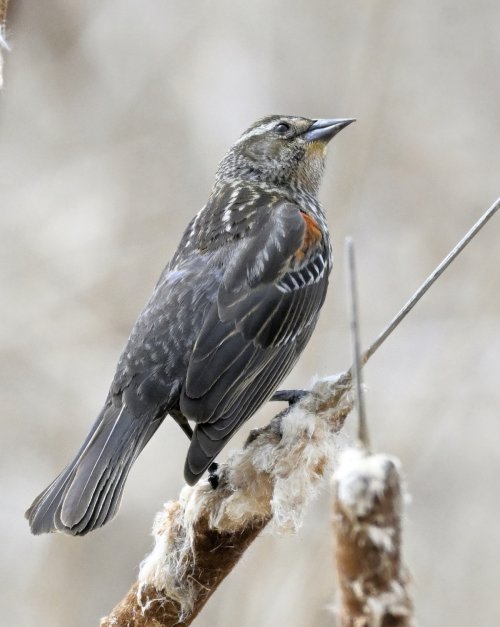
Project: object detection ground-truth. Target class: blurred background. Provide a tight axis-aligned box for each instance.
[1,1,499,625]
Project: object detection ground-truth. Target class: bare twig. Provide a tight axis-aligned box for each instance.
[345,238,370,450]
[334,237,413,626]
[361,197,500,365]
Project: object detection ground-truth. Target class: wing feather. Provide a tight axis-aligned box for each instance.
[180,202,330,484]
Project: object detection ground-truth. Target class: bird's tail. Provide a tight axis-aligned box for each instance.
[25,402,162,536]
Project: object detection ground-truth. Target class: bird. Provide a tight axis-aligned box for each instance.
[26,114,354,536]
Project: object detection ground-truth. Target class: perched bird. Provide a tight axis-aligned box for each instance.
[26,115,354,536]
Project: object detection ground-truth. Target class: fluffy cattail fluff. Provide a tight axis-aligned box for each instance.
[332,447,414,627]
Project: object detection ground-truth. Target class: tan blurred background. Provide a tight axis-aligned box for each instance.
[1,1,500,625]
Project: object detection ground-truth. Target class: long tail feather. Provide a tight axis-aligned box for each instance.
[26,402,162,536]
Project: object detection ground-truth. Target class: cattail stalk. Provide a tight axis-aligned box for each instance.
[332,448,414,627]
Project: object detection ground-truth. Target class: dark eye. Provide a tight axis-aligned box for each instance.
[275,122,291,135]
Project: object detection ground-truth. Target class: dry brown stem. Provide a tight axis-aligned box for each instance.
[332,449,414,626]
[101,375,353,626]
[101,520,266,627]
[338,239,413,626]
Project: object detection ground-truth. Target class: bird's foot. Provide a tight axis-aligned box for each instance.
[208,462,219,489]
[270,389,308,405]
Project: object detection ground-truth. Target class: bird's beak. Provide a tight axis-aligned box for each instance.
[303,118,356,143]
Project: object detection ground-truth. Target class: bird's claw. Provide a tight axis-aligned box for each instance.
[270,389,308,405]
[208,462,219,489]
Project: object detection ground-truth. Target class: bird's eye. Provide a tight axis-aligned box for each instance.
[274,122,291,135]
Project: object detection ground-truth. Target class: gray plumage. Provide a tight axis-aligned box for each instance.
[26,115,354,535]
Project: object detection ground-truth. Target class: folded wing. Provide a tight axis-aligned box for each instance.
[180,202,329,484]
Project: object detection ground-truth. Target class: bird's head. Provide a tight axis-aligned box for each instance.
[215,115,355,195]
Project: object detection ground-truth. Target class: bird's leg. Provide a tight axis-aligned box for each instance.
[270,389,308,405]
[208,462,219,489]
[169,410,193,440]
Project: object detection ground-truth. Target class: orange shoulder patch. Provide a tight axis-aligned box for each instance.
[294,212,322,262]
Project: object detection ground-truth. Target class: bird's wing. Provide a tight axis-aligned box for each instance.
[180,202,329,483]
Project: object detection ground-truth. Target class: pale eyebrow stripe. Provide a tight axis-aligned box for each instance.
[234,121,278,145]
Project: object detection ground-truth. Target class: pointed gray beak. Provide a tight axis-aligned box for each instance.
[303,118,356,143]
